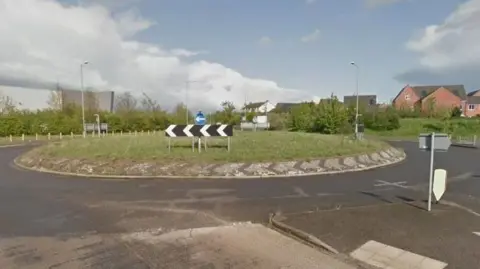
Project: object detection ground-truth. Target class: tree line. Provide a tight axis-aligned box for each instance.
[0,90,472,137]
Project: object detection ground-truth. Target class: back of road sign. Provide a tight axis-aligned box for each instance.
[418,133,451,151]
[433,169,447,201]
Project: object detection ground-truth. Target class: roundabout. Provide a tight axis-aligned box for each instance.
[14,131,405,178]
[2,139,480,268]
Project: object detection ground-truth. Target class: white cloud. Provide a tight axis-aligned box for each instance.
[301,29,321,43]
[0,0,315,111]
[258,36,272,46]
[396,0,480,87]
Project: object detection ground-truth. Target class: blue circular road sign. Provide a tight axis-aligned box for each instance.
[195,111,206,125]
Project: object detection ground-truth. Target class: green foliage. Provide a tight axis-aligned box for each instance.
[246,111,256,122]
[287,96,351,134]
[363,106,400,131]
[0,94,245,136]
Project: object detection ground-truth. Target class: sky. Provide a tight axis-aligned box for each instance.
[0,0,478,112]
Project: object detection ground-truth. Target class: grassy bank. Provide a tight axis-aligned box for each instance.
[32,131,388,163]
[368,118,480,139]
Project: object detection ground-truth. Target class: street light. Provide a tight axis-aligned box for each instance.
[80,61,89,137]
[350,61,359,138]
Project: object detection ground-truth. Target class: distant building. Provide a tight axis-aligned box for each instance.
[60,88,115,112]
[271,102,301,113]
[392,85,466,112]
[243,100,276,114]
[343,95,377,107]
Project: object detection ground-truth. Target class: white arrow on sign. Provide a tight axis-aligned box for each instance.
[433,169,447,201]
[200,125,210,137]
[183,125,194,137]
[217,125,227,136]
[195,116,205,122]
[165,125,175,137]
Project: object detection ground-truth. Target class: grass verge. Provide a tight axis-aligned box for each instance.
[31,131,388,164]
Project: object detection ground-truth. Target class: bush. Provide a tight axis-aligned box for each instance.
[287,95,351,134]
[363,106,400,131]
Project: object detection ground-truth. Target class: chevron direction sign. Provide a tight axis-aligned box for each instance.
[165,124,233,137]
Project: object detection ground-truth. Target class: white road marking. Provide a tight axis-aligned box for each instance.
[474,232,480,237]
[350,240,448,269]
[374,180,408,189]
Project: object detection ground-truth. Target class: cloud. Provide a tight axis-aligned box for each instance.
[0,0,315,111]
[305,0,317,4]
[395,0,480,89]
[300,29,321,43]
[258,36,272,46]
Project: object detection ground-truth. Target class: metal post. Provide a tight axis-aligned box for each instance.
[94,114,100,137]
[350,62,359,138]
[355,66,359,138]
[198,137,201,153]
[191,137,194,152]
[80,62,88,138]
[227,137,231,152]
[168,137,171,153]
[428,132,435,212]
[185,81,189,124]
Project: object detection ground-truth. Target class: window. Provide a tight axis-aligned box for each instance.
[405,94,410,100]
[468,104,475,110]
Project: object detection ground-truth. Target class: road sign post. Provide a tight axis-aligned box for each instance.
[418,132,451,211]
[195,111,206,152]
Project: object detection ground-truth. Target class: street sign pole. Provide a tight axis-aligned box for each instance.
[428,132,435,212]
[418,132,451,212]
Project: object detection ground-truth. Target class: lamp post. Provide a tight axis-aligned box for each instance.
[80,61,89,137]
[350,61,359,138]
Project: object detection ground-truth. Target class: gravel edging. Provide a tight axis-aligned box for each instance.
[14,146,406,179]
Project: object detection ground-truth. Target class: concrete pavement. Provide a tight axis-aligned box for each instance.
[1,141,480,268]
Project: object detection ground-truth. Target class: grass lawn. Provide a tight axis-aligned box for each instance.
[33,131,388,163]
[367,118,480,140]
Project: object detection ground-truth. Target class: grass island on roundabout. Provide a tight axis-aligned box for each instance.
[15,131,406,178]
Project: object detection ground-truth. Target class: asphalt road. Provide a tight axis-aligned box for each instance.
[1,141,480,268]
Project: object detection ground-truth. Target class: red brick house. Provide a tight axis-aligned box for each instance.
[463,90,480,117]
[392,85,466,112]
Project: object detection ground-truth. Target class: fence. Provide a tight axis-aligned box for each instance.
[1,130,163,144]
[449,134,477,147]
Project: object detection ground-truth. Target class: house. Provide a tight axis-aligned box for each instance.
[463,90,480,117]
[343,95,377,108]
[271,102,302,113]
[243,100,276,114]
[392,85,466,112]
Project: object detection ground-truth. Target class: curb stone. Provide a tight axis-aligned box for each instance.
[14,146,406,179]
[269,213,339,254]
[268,213,380,269]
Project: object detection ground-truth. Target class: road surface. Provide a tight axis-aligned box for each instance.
[1,141,479,268]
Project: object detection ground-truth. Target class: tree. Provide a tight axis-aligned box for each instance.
[0,92,16,115]
[47,90,63,110]
[115,92,137,113]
